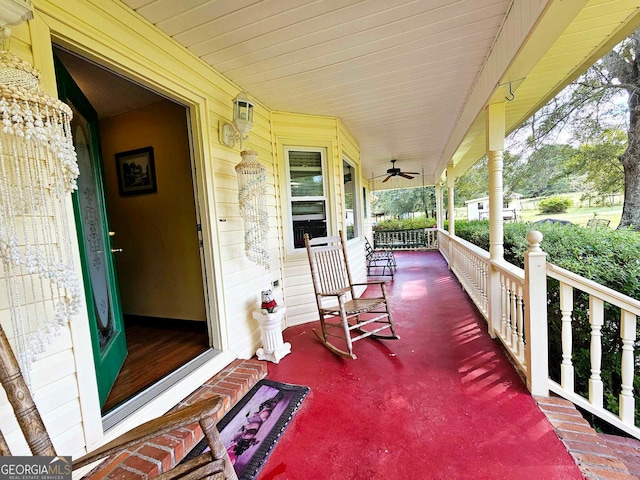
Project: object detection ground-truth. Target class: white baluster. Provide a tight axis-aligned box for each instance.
[517,285,525,361]
[474,258,479,302]
[505,280,512,346]
[560,282,574,393]
[501,274,507,338]
[482,265,488,316]
[510,279,518,349]
[619,310,636,425]
[589,296,604,409]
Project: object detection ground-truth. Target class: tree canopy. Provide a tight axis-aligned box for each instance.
[371,186,435,218]
[456,29,640,228]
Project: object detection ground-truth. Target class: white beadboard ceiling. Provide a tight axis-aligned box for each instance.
[120,0,511,186]
[116,0,640,188]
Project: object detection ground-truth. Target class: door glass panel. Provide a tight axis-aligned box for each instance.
[70,102,116,351]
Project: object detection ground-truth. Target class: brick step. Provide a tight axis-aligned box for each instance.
[599,433,640,478]
[85,359,267,480]
[536,395,639,480]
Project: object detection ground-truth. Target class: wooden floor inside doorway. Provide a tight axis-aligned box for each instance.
[102,316,209,413]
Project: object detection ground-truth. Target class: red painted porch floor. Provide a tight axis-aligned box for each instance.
[86,251,640,479]
[260,251,636,480]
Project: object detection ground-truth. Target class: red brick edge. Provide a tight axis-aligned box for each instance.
[535,395,636,480]
[84,359,267,480]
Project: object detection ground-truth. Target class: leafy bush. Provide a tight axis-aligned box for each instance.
[373,217,436,231]
[454,220,640,426]
[538,195,573,213]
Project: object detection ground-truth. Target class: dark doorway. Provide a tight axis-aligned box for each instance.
[53,47,210,416]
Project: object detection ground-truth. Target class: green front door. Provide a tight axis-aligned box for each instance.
[55,57,127,408]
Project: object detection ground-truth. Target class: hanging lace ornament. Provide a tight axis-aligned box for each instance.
[0,50,81,386]
[235,150,270,270]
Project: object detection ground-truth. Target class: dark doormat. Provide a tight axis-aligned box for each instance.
[182,379,309,479]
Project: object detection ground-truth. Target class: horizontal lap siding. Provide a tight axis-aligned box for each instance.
[272,112,338,327]
[273,114,364,327]
[0,329,84,456]
[338,120,366,286]
[1,0,283,455]
[214,106,282,357]
[0,22,86,456]
[1,0,367,454]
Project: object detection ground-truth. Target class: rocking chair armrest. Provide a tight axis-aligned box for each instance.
[73,396,224,469]
[351,281,389,287]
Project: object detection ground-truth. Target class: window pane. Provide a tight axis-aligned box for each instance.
[292,201,327,248]
[343,160,357,240]
[289,151,323,197]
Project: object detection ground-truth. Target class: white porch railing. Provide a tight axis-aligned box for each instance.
[439,228,640,439]
[546,263,640,438]
[373,228,439,250]
[447,234,490,319]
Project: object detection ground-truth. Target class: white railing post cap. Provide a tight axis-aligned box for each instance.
[527,230,543,252]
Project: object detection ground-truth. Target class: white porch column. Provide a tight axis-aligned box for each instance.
[446,168,455,267]
[486,103,505,261]
[486,103,505,338]
[447,167,455,237]
[524,231,549,396]
[435,183,443,230]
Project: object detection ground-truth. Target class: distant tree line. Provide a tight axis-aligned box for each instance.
[455,133,625,207]
[457,27,640,229]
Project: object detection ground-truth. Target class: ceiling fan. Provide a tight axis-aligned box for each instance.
[379,159,420,183]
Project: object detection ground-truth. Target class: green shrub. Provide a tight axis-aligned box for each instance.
[454,220,640,426]
[538,195,572,213]
[373,217,436,231]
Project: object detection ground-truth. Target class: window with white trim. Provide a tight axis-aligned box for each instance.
[286,148,328,249]
[343,159,359,240]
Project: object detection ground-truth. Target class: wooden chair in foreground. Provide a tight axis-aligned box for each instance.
[0,324,237,480]
[304,231,400,359]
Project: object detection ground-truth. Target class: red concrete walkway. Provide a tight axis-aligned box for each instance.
[261,251,583,480]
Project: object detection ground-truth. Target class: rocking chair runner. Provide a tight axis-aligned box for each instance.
[304,231,399,359]
[0,323,237,480]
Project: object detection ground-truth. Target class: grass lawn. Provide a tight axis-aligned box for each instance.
[518,205,622,228]
[455,192,623,228]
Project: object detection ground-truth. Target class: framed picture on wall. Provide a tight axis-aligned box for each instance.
[115,146,157,196]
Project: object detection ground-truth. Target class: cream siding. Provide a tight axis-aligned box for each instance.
[0,0,281,457]
[0,17,91,456]
[272,113,366,327]
[0,0,365,457]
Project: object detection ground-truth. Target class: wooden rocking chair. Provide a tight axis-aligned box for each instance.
[0,323,237,480]
[304,231,399,359]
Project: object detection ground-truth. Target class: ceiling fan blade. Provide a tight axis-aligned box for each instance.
[399,173,415,179]
[381,175,392,183]
[404,171,420,175]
